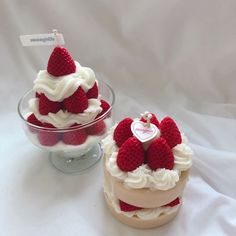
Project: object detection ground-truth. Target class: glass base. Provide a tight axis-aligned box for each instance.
[49,143,102,174]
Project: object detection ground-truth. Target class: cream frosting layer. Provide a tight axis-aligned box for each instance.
[102,125,193,191]
[33,61,96,101]
[106,155,180,190]
[29,98,102,128]
[104,181,180,220]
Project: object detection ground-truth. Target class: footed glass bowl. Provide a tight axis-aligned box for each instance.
[18,80,115,174]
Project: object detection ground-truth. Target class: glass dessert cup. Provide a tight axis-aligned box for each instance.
[18,80,115,174]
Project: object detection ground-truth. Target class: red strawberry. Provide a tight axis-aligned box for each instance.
[140,113,159,128]
[37,123,60,146]
[113,118,133,147]
[146,137,174,170]
[164,197,180,207]
[47,46,76,77]
[27,113,42,133]
[119,200,142,212]
[86,82,98,99]
[27,113,42,127]
[160,117,182,148]
[38,93,62,115]
[117,137,145,172]
[97,99,111,118]
[86,120,106,136]
[63,124,87,145]
[63,87,88,114]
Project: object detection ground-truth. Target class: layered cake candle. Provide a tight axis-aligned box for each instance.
[102,112,193,229]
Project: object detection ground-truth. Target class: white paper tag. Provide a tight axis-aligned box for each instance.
[131,120,159,143]
[20,33,65,46]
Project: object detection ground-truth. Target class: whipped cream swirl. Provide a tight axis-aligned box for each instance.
[102,125,118,155]
[106,152,127,180]
[33,61,96,101]
[124,165,152,189]
[150,169,179,190]
[173,134,193,171]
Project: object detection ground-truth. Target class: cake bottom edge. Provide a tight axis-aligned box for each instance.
[104,192,181,229]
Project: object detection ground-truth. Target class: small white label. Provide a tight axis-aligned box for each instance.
[131,120,159,143]
[20,33,65,46]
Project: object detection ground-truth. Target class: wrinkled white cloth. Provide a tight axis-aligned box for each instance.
[0,0,236,235]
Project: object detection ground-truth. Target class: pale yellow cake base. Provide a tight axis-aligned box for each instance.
[104,192,181,229]
[104,165,189,208]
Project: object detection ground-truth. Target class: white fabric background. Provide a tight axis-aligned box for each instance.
[0,0,236,235]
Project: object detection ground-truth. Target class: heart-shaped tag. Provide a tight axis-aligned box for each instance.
[131,120,160,143]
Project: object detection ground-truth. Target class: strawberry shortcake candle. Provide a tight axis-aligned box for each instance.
[102,112,193,229]
[25,46,111,149]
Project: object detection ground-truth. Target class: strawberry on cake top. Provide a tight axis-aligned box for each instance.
[26,46,111,146]
[102,113,193,191]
